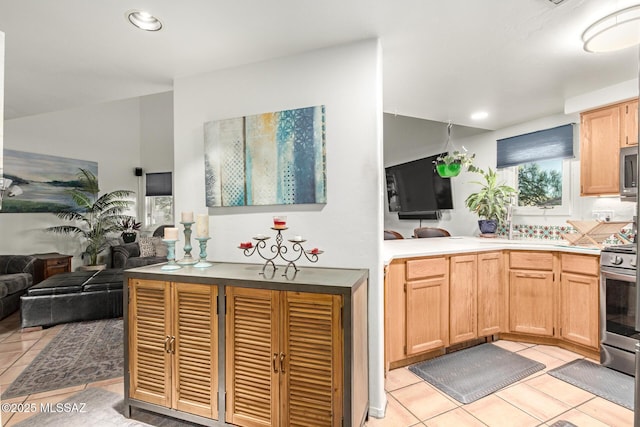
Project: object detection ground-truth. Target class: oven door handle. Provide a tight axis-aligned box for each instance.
[601,270,637,283]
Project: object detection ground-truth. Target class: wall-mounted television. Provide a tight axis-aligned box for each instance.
[385,153,454,219]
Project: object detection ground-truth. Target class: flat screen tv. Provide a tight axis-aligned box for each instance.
[385,153,454,219]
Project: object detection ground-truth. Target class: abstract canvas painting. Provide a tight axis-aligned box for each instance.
[204,105,326,207]
[1,149,98,213]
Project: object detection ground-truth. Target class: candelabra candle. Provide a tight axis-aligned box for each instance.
[178,221,198,265]
[194,237,213,268]
[161,239,182,271]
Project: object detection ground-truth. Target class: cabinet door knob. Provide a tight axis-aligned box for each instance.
[279,352,286,373]
[273,353,279,373]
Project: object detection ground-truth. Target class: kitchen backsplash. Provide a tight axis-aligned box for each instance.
[497,223,635,245]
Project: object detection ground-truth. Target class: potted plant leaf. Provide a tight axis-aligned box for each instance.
[464,167,516,235]
[118,217,141,243]
[46,168,135,269]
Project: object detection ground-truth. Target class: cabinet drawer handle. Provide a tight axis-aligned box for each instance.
[169,336,175,354]
[164,336,171,353]
[273,353,279,373]
[279,352,286,373]
[515,273,547,279]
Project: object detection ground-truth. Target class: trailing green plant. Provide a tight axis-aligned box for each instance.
[46,168,135,265]
[436,150,476,169]
[464,167,516,225]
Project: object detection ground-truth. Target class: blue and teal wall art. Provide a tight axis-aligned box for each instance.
[204,105,326,207]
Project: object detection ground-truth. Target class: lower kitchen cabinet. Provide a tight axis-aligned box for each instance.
[449,255,477,344]
[560,254,599,349]
[406,257,449,355]
[477,252,504,337]
[509,252,555,337]
[226,287,342,427]
[128,279,218,419]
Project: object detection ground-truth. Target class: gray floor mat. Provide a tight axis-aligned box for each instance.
[408,343,545,404]
[548,358,634,410]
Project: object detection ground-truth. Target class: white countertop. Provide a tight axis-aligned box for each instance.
[383,236,601,264]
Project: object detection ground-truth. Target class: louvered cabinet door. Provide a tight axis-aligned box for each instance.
[281,292,343,427]
[226,287,279,427]
[128,279,172,406]
[172,283,218,419]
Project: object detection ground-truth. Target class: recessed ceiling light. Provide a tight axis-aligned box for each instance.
[127,10,163,31]
[471,111,489,120]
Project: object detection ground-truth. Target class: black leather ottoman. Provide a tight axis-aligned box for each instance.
[20,269,124,328]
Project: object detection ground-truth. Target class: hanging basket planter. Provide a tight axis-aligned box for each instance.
[436,162,462,177]
[434,122,476,178]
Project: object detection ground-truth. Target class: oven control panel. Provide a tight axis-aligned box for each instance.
[601,251,637,271]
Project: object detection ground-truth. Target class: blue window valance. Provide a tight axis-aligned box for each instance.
[497,124,575,168]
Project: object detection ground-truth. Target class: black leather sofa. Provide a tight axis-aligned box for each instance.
[20,269,123,328]
[0,255,36,320]
[111,241,167,269]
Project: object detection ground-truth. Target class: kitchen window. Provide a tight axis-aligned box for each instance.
[497,124,574,216]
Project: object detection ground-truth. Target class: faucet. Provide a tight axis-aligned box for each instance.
[506,204,514,240]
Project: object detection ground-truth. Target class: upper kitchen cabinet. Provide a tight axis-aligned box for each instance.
[580,103,621,196]
[620,99,638,147]
[580,98,638,196]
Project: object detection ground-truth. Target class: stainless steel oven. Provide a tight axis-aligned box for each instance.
[600,244,639,376]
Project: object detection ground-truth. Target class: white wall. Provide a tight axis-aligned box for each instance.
[173,39,386,416]
[0,31,4,190]
[0,98,143,268]
[383,111,637,238]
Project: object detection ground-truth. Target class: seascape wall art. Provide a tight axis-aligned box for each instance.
[204,105,326,207]
[1,149,98,213]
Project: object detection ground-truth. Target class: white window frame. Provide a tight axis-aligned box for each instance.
[499,158,572,216]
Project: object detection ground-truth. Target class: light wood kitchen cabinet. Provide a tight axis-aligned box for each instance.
[449,252,504,345]
[406,257,449,355]
[128,279,218,419]
[226,287,342,427]
[560,254,599,349]
[509,252,555,337]
[449,255,477,344]
[477,252,505,337]
[621,99,638,147]
[580,105,621,196]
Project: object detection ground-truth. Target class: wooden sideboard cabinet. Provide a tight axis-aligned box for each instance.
[124,263,368,427]
[128,279,218,419]
[226,287,342,427]
[32,253,72,284]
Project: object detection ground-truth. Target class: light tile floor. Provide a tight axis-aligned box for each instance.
[0,310,634,426]
[367,340,635,427]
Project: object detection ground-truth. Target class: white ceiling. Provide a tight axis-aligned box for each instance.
[0,0,637,130]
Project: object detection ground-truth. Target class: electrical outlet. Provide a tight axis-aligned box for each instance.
[592,210,614,221]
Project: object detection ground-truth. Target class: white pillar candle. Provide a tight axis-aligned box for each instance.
[196,214,209,238]
[164,227,179,240]
[181,211,194,222]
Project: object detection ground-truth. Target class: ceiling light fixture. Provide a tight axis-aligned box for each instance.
[471,111,489,120]
[582,4,640,52]
[127,10,163,31]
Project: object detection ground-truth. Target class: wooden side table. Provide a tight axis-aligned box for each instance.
[31,253,73,284]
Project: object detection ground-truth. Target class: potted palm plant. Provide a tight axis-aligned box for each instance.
[46,168,135,268]
[465,167,516,235]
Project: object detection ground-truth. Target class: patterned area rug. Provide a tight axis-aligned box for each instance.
[548,359,634,410]
[14,387,199,426]
[2,319,123,399]
[408,343,545,404]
